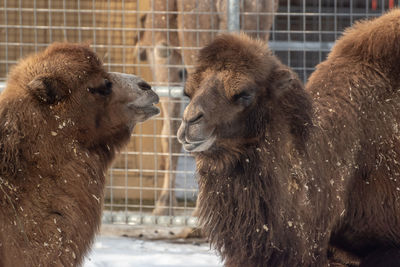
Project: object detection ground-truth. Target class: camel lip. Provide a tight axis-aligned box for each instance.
[141,104,160,116]
[182,142,201,152]
[181,135,216,152]
[128,94,160,110]
[179,134,208,150]
[181,139,207,152]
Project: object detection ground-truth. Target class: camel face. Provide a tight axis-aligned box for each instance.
[107,72,160,129]
[66,71,159,147]
[78,72,159,140]
[73,71,159,146]
[178,69,260,152]
[177,34,279,153]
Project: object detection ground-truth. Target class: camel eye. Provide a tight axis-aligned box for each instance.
[233,91,251,100]
[233,91,254,106]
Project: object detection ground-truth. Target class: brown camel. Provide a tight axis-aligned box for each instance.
[0,43,159,266]
[178,9,400,267]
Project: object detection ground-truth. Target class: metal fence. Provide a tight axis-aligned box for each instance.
[0,0,396,227]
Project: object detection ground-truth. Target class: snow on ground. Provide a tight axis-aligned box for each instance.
[84,236,222,267]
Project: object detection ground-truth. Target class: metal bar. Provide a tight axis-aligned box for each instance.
[102,211,198,227]
[228,0,240,32]
[104,186,196,192]
[0,7,386,17]
[152,86,184,98]
[3,0,8,75]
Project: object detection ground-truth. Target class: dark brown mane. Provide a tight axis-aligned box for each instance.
[197,143,307,266]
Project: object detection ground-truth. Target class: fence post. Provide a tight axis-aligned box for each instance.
[228,0,240,32]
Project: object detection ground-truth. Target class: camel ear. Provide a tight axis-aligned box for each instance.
[27,75,67,104]
[270,68,303,98]
[270,67,312,146]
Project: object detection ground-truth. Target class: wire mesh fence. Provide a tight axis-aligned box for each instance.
[0,0,396,226]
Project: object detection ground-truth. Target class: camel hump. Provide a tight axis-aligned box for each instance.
[329,8,400,68]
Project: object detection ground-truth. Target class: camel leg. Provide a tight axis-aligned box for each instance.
[241,0,279,41]
[152,99,182,215]
[138,0,182,216]
[176,0,217,222]
[148,44,184,216]
[139,0,185,216]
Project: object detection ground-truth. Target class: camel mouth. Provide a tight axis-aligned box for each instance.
[132,103,160,120]
[127,94,160,125]
[181,135,216,152]
[177,121,216,152]
[129,93,160,115]
[182,140,203,151]
[142,104,160,116]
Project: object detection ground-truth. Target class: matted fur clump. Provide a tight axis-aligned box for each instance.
[178,9,400,267]
[0,43,159,266]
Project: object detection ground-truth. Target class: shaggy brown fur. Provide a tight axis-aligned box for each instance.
[0,43,159,266]
[178,9,400,267]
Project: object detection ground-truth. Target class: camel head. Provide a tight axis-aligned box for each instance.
[178,33,312,154]
[2,43,160,151]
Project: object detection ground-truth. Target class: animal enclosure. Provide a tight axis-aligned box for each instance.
[0,0,396,226]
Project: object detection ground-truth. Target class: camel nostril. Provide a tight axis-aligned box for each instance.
[188,113,204,124]
[138,81,152,91]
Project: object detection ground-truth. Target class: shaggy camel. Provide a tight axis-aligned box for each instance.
[178,10,400,267]
[140,0,278,216]
[0,43,159,266]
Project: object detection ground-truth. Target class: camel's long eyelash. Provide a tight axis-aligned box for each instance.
[233,91,252,101]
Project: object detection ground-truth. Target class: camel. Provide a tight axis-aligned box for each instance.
[0,43,159,266]
[177,9,400,266]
